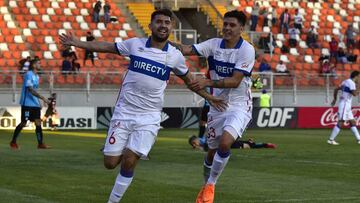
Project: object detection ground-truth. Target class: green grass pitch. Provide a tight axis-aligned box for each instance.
[0,128,360,203]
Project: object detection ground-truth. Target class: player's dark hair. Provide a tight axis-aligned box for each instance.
[188,135,197,146]
[224,10,247,26]
[151,9,173,22]
[29,59,39,71]
[351,71,360,79]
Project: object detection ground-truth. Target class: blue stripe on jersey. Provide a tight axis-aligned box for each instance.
[208,56,235,77]
[220,37,244,49]
[128,55,171,81]
[342,86,352,93]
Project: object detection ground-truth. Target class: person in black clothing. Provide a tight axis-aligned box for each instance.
[93,0,102,23]
[83,31,95,66]
[103,1,111,27]
[42,93,59,130]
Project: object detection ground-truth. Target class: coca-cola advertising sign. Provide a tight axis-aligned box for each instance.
[297,107,360,128]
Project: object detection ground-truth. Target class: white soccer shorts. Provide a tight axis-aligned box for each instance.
[338,101,354,121]
[103,113,160,158]
[206,109,252,149]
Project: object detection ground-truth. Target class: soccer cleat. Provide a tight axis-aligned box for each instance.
[195,186,205,203]
[10,142,19,150]
[37,143,51,149]
[202,184,215,203]
[265,143,277,149]
[327,140,340,145]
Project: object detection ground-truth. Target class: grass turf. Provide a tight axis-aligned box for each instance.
[0,128,360,203]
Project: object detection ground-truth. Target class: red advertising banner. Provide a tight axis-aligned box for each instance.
[297,107,360,128]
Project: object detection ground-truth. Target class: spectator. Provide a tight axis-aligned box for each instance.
[62,47,72,57]
[306,25,319,49]
[70,52,80,73]
[61,55,72,75]
[271,6,277,27]
[345,25,356,50]
[250,2,260,31]
[275,60,289,73]
[329,37,338,60]
[92,0,102,23]
[19,56,31,73]
[337,47,348,63]
[279,9,291,33]
[259,89,271,108]
[293,9,304,33]
[320,59,331,74]
[259,58,272,72]
[347,49,358,63]
[103,1,111,27]
[259,33,275,53]
[288,24,300,47]
[83,31,95,66]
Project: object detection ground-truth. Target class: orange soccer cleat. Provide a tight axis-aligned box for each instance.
[195,185,205,203]
[202,184,215,203]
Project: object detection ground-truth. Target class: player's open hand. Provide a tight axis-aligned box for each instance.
[188,78,209,91]
[59,32,77,49]
[208,96,227,112]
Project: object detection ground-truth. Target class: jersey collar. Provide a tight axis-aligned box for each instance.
[145,37,169,51]
[220,37,243,49]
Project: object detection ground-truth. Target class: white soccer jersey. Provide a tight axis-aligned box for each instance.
[112,37,189,119]
[339,78,356,104]
[192,38,255,112]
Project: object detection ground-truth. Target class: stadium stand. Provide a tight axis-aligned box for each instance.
[0,0,358,87]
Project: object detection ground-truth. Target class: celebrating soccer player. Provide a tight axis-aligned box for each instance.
[60,9,226,203]
[171,10,255,203]
[328,71,360,145]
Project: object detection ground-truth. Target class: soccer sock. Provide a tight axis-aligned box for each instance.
[252,143,267,148]
[203,158,212,184]
[11,124,24,143]
[35,125,43,144]
[350,126,360,141]
[108,169,134,203]
[207,150,230,185]
[198,125,206,138]
[329,125,341,140]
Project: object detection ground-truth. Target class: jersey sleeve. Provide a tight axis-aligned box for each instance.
[350,80,356,91]
[192,38,217,58]
[234,44,255,76]
[114,38,136,56]
[24,72,33,87]
[172,52,189,76]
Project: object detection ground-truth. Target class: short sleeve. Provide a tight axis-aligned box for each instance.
[24,72,33,87]
[350,81,356,90]
[192,38,217,58]
[114,38,137,56]
[172,53,189,76]
[234,44,255,75]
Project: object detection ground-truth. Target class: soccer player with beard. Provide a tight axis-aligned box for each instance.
[171,10,255,203]
[328,70,360,145]
[60,9,226,203]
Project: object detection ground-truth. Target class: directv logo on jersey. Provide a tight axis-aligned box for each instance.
[215,65,233,76]
[129,55,171,80]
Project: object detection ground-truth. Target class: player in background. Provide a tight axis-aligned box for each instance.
[171,10,255,203]
[328,70,360,145]
[10,59,50,149]
[42,93,59,130]
[60,9,227,203]
[189,135,276,150]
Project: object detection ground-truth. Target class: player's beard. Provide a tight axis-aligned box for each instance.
[152,30,170,42]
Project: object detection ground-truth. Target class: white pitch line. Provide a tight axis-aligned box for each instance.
[0,188,57,203]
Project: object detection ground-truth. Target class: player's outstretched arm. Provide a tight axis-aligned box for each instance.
[59,32,117,54]
[331,86,341,106]
[179,73,227,112]
[169,41,197,55]
[189,71,244,91]
[28,87,50,105]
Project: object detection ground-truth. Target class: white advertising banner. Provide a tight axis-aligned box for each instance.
[0,107,96,129]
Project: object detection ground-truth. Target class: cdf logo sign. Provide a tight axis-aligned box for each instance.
[256,108,295,127]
